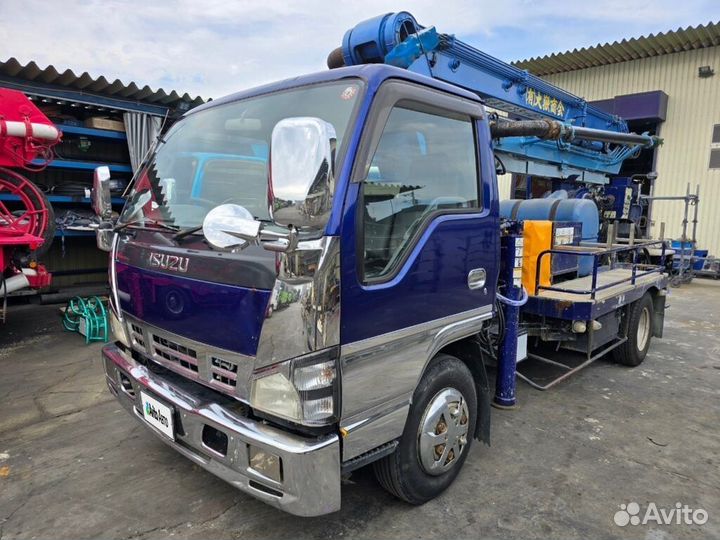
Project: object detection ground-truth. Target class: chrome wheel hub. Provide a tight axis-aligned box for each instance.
[637,306,651,351]
[417,387,470,475]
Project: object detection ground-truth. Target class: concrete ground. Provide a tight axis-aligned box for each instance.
[0,281,718,540]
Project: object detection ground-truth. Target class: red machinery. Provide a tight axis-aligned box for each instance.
[0,88,59,318]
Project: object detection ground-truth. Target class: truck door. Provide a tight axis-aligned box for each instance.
[338,80,499,456]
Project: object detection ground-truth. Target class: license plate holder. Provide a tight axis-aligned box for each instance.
[140,391,175,441]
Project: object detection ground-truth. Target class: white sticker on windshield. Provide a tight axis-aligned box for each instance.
[341,86,357,100]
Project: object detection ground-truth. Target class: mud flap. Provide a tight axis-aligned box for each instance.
[471,339,492,446]
[653,293,666,338]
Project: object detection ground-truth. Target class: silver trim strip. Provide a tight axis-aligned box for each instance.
[109,233,122,318]
[340,304,493,460]
[255,235,341,369]
[342,304,493,357]
[341,399,411,461]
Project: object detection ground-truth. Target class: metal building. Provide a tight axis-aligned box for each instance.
[508,22,720,255]
[0,58,203,291]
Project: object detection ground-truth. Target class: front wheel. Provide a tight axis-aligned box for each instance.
[373,354,477,504]
[613,292,654,367]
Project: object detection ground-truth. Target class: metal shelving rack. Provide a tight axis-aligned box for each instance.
[0,57,201,294]
[32,158,133,174]
[0,194,125,204]
[21,106,135,282]
[21,116,131,240]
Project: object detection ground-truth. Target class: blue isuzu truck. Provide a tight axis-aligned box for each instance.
[92,12,668,515]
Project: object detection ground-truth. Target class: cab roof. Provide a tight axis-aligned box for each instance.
[187,63,483,116]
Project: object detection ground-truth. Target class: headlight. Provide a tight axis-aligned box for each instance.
[109,308,131,349]
[251,371,301,421]
[250,347,339,426]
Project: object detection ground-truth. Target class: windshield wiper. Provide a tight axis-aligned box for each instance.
[114,218,180,233]
[173,225,203,241]
[172,217,273,242]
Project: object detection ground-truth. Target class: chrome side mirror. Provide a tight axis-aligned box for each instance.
[92,166,112,220]
[270,117,336,230]
[92,166,114,251]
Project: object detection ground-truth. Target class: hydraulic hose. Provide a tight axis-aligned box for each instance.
[490,119,561,140]
[490,119,658,148]
[496,286,529,307]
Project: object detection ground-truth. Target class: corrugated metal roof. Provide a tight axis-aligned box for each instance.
[0,57,204,108]
[513,21,720,76]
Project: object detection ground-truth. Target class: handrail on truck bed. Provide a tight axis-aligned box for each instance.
[534,240,667,300]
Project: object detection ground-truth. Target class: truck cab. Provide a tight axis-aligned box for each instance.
[100,64,500,515]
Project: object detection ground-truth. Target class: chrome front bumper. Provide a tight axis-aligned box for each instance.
[102,344,341,516]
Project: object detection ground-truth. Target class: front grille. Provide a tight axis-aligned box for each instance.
[124,317,250,399]
[151,334,199,373]
[210,356,238,389]
[129,323,146,351]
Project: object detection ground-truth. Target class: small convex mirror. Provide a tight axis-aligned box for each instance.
[202,204,261,250]
[270,117,336,230]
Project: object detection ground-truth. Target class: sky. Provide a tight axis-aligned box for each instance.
[0,0,717,101]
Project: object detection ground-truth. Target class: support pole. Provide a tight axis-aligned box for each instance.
[494,231,523,408]
[689,184,700,278]
[679,183,691,281]
[691,184,700,245]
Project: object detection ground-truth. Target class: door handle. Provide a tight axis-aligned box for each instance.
[467,268,487,290]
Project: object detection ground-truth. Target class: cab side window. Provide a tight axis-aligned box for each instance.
[362,105,479,280]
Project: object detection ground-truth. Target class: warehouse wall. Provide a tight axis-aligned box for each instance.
[541,46,720,254]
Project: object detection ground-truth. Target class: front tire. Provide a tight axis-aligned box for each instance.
[613,292,654,367]
[373,354,477,504]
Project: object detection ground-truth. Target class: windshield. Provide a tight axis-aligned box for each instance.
[118,80,364,229]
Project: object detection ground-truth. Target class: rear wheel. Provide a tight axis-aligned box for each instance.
[613,292,654,367]
[373,354,476,504]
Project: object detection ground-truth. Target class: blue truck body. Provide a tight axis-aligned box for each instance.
[98,14,667,516]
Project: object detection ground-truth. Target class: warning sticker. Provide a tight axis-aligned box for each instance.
[340,86,358,100]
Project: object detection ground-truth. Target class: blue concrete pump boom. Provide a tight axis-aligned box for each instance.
[329,12,660,183]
